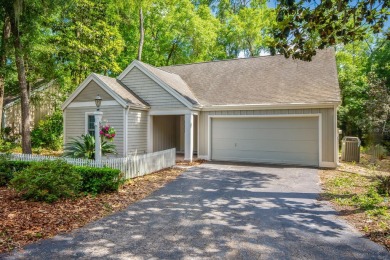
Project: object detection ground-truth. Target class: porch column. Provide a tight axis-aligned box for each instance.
[184,113,194,162]
[94,111,103,162]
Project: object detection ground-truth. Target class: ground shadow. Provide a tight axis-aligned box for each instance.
[3,163,389,259]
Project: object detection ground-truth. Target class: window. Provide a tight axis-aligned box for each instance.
[87,115,95,136]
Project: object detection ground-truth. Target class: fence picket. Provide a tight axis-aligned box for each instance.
[1,148,176,180]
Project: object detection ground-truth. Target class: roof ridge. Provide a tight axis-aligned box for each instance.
[92,73,115,79]
[159,54,278,68]
[139,61,182,77]
[159,48,334,68]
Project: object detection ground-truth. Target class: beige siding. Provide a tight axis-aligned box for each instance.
[3,84,61,135]
[153,116,178,152]
[128,110,148,155]
[64,105,125,157]
[176,116,184,152]
[153,115,198,153]
[74,81,114,102]
[121,67,186,108]
[199,108,336,163]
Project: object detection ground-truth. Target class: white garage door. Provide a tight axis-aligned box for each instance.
[211,117,319,166]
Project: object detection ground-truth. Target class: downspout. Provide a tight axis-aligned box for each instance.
[124,104,130,156]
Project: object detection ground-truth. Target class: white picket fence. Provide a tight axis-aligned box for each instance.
[3,148,176,180]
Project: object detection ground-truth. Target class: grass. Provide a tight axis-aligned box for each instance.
[320,153,390,250]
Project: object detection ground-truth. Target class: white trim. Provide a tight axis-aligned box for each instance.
[184,113,194,161]
[85,112,95,135]
[207,114,325,167]
[124,107,129,156]
[63,110,66,145]
[202,102,341,111]
[129,105,150,111]
[117,61,195,109]
[149,109,198,116]
[198,155,209,160]
[319,113,323,166]
[61,74,128,110]
[68,100,119,108]
[197,114,199,156]
[334,104,339,166]
[319,162,337,168]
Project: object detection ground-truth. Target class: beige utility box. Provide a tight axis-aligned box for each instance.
[341,136,361,162]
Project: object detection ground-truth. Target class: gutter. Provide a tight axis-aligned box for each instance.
[200,102,341,111]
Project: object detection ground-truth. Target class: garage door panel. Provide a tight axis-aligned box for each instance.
[213,117,317,129]
[212,149,318,166]
[212,138,317,153]
[211,117,319,166]
[212,128,318,141]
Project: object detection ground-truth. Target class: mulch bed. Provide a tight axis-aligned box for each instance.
[175,159,206,167]
[320,169,390,250]
[0,167,184,254]
[319,155,390,250]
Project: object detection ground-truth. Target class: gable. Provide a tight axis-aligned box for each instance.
[120,67,186,109]
[74,80,114,102]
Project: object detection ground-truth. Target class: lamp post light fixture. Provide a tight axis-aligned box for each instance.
[94,94,103,162]
[95,94,102,111]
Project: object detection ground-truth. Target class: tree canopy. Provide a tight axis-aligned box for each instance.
[336,36,389,147]
[0,0,388,152]
[272,0,389,60]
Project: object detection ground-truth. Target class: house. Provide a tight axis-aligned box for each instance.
[2,80,61,137]
[62,49,341,167]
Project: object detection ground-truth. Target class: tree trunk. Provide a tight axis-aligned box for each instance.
[10,17,32,153]
[166,42,176,65]
[0,16,11,133]
[137,6,144,61]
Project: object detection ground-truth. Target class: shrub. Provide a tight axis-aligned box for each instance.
[376,175,390,196]
[63,134,116,159]
[75,166,123,194]
[0,139,18,153]
[10,160,82,203]
[31,110,63,150]
[0,157,32,186]
[352,186,383,210]
[366,144,388,160]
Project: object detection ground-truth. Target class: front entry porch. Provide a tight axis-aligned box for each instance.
[148,113,198,162]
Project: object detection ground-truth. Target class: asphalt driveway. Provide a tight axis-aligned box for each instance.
[3,162,389,259]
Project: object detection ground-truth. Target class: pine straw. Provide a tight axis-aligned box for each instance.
[175,159,206,167]
[0,167,184,254]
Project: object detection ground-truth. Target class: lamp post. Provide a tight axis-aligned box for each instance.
[94,94,103,162]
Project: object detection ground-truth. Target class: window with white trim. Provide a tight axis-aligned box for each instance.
[87,115,95,136]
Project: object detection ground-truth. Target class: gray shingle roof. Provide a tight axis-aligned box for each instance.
[159,48,341,106]
[137,61,199,105]
[93,73,149,107]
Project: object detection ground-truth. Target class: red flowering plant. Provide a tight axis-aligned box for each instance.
[99,124,116,141]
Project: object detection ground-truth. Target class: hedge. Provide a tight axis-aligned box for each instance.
[0,159,31,186]
[0,158,123,197]
[75,166,123,194]
[11,160,82,202]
